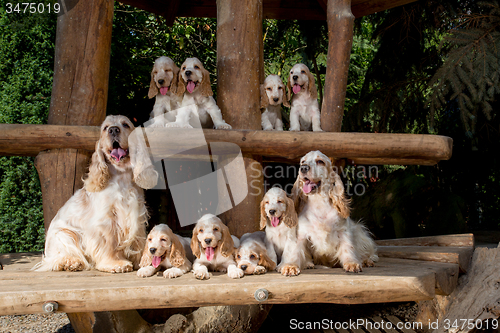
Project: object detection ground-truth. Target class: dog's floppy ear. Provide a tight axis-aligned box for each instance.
[190,225,201,259]
[258,245,276,271]
[259,198,268,230]
[283,195,298,228]
[139,237,152,268]
[128,126,158,189]
[291,176,307,214]
[328,171,351,219]
[168,230,186,268]
[307,70,318,100]
[282,84,290,107]
[176,71,186,96]
[148,69,158,99]
[220,222,235,257]
[286,73,293,102]
[169,63,180,95]
[200,68,213,97]
[84,140,110,192]
[260,84,269,109]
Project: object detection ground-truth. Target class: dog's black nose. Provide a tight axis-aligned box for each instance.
[158,79,164,85]
[108,126,120,136]
[241,265,248,271]
[149,247,157,255]
[273,97,279,102]
[185,70,192,76]
[269,209,276,215]
[293,75,298,81]
[205,238,212,245]
[300,165,310,174]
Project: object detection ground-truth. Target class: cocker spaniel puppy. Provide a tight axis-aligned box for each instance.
[191,214,243,280]
[167,57,231,129]
[287,64,322,132]
[147,56,182,127]
[260,74,290,131]
[235,231,276,275]
[292,151,378,273]
[260,187,312,276]
[34,115,158,273]
[137,224,193,278]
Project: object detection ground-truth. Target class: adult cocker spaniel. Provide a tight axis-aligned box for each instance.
[260,74,289,131]
[191,214,243,280]
[260,187,311,276]
[34,115,158,273]
[148,56,182,127]
[287,64,322,132]
[167,57,232,129]
[137,224,193,278]
[292,151,378,273]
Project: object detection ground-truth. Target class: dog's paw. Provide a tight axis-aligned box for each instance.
[55,257,85,271]
[216,267,227,273]
[253,265,267,275]
[193,267,210,280]
[343,262,362,273]
[137,266,157,278]
[281,264,300,277]
[164,267,183,279]
[228,267,244,279]
[363,259,375,267]
[313,128,323,132]
[289,128,300,132]
[214,123,232,130]
[98,260,133,273]
[306,261,315,269]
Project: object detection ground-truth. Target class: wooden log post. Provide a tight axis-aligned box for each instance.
[35,0,114,231]
[320,0,355,132]
[216,0,264,237]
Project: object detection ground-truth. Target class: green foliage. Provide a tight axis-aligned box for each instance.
[0,1,56,252]
[429,1,500,136]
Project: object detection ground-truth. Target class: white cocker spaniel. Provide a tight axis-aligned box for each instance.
[34,115,158,273]
[260,187,312,276]
[137,224,193,278]
[292,151,378,273]
[287,64,322,132]
[190,214,243,280]
[167,57,231,129]
[260,74,289,131]
[147,56,182,127]
[235,231,276,275]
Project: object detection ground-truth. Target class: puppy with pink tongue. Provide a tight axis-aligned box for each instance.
[190,214,243,280]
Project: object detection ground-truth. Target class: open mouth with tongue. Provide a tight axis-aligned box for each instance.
[292,83,303,94]
[151,253,166,268]
[204,246,216,262]
[109,141,128,162]
[302,178,320,194]
[270,215,281,227]
[186,79,198,94]
[159,86,169,95]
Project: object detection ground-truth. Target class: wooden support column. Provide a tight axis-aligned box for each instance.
[35,0,114,230]
[216,0,264,236]
[320,0,355,132]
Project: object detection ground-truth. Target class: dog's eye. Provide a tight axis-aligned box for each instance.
[267,87,272,91]
[316,160,325,166]
[122,123,130,129]
[250,254,256,260]
[199,229,203,233]
[194,65,200,70]
[103,126,108,131]
[213,227,219,232]
[278,86,283,90]
[147,238,152,242]
[160,238,167,242]
[237,254,241,259]
[182,67,186,70]
[277,200,283,204]
[301,70,306,74]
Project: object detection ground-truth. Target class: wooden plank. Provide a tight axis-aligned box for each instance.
[120,0,419,20]
[0,125,453,164]
[0,255,444,315]
[376,234,474,247]
[377,246,473,273]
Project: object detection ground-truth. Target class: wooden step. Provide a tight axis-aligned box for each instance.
[0,253,459,316]
[376,234,474,247]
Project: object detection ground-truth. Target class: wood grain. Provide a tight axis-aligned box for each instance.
[376,234,474,247]
[0,254,448,315]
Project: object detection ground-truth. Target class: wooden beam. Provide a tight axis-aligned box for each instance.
[0,254,447,315]
[0,124,453,164]
[376,234,475,247]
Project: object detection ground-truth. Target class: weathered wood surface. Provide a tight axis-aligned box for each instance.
[321,0,355,132]
[0,253,460,315]
[376,233,474,247]
[0,125,453,165]
[119,0,419,21]
[377,246,474,273]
